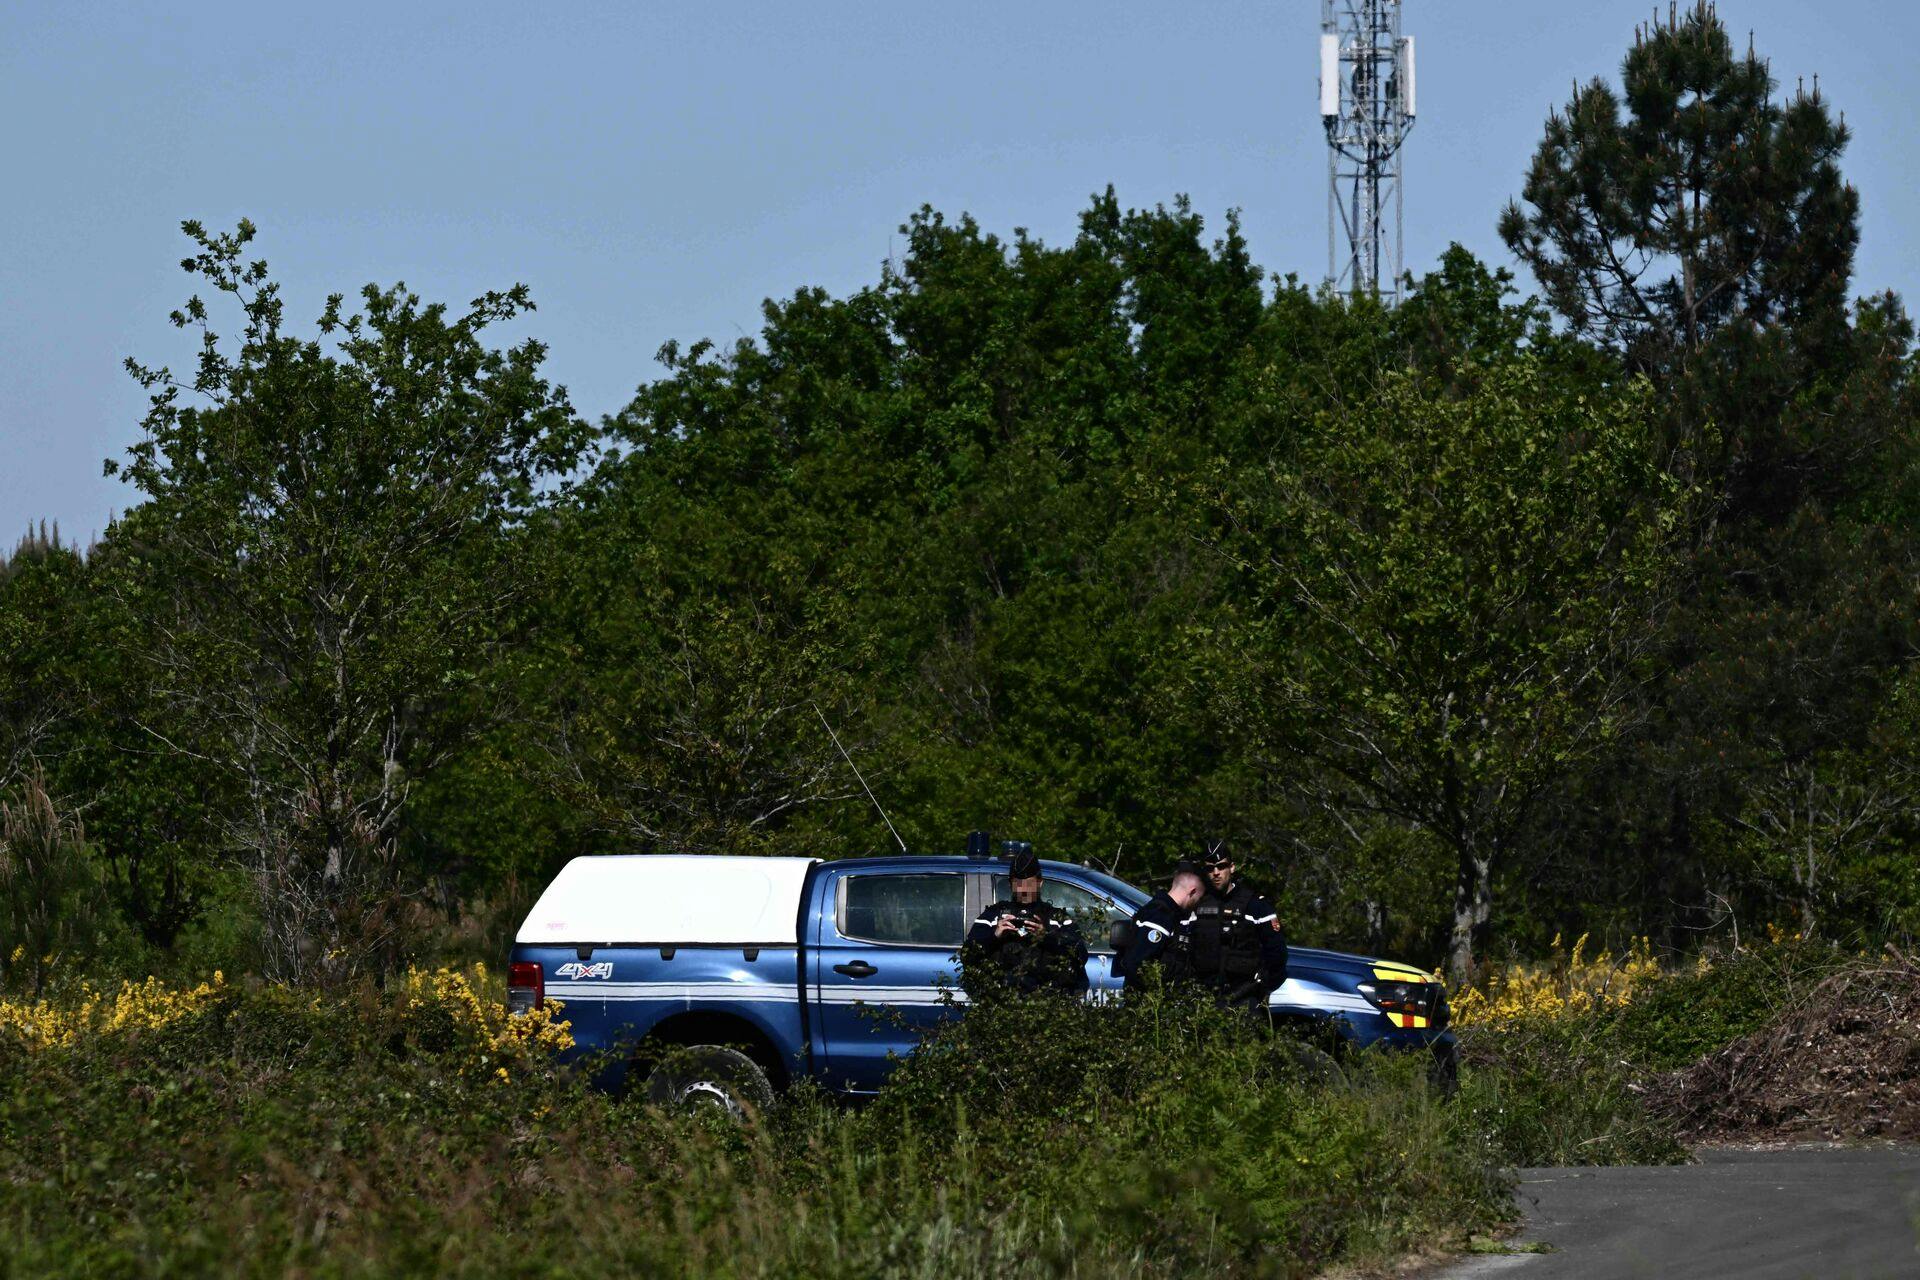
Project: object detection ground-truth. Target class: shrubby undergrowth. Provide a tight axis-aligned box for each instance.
[0,972,1527,1279]
[1448,936,1848,1166]
[5,940,1863,1276]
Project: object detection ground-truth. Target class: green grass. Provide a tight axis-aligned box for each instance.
[1466,1236,1555,1255]
[0,979,1525,1279]
[0,959,1759,1279]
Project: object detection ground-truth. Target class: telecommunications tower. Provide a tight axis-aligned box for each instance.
[1319,0,1416,303]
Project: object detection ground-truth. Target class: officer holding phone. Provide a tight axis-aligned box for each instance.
[962,842,1089,995]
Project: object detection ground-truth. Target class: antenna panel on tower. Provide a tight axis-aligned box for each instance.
[1318,1,1417,304]
[1400,35,1415,118]
[1320,33,1340,117]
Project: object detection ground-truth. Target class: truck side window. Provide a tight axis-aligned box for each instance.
[991,875,1129,953]
[839,874,965,946]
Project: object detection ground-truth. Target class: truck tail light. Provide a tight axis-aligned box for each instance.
[507,961,544,1015]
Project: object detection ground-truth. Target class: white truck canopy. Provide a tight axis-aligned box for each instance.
[515,854,820,946]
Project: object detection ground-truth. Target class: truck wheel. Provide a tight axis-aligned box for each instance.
[641,1045,775,1119]
[1276,1038,1346,1087]
[1268,1014,1347,1087]
[1428,1041,1460,1097]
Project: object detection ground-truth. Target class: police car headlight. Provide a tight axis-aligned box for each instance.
[1357,980,1437,1022]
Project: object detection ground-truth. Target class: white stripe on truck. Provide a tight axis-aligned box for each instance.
[546,981,793,1001]
[545,980,962,1006]
[546,976,1378,1015]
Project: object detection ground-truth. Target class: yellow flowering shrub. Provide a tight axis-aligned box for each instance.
[0,963,572,1077]
[401,963,575,1071]
[1452,933,1666,1027]
[0,973,228,1050]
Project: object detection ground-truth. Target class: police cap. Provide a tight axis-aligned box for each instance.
[1199,839,1232,869]
[1005,841,1042,880]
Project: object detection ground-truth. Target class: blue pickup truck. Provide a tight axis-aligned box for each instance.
[507,851,1454,1110]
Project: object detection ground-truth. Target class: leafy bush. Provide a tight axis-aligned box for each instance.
[1608,938,1840,1070]
[1455,1012,1687,1167]
[1451,933,1662,1028]
[0,973,1512,1279]
[853,984,1515,1273]
[0,773,139,995]
[17,938,1845,1280]
[21,955,1828,1276]
[1447,936,1851,1166]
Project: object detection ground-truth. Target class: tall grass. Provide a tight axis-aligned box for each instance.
[0,972,1516,1279]
[11,944,1798,1275]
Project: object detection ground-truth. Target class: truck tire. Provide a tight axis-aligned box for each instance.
[1428,1040,1460,1097]
[1268,1013,1347,1087]
[1276,1037,1346,1088]
[640,1045,775,1119]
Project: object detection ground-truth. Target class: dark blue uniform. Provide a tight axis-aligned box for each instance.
[1190,879,1288,1008]
[1115,890,1195,989]
[964,898,1090,994]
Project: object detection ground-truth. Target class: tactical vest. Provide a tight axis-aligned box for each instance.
[1190,882,1264,981]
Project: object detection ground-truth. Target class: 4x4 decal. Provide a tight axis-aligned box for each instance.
[554,961,613,980]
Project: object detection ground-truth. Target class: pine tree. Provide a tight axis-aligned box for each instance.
[1499,2,1857,369]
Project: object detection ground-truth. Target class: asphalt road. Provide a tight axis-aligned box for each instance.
[1429,1146,1920,1280]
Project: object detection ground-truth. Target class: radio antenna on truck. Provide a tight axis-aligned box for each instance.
[813,703,908,853]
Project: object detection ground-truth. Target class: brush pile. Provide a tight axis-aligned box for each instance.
[1655,949,1920,1141]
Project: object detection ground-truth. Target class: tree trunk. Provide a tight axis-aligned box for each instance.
[1448,845,1493,986]
[1797,828,1819,940]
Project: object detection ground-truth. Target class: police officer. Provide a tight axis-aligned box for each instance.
[1189,840,1288,1010]
[962,843,1089,995]
[1114,867,1206,990]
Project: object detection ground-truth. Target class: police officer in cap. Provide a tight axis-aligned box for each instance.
[1114,867,1206,990]
[1189,839,1288,1010]
[963,842,1089,995]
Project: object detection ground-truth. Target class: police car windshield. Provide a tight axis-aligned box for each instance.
[1067,867,1151,910]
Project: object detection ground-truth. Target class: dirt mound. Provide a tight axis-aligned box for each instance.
[1654,952,1920,1142]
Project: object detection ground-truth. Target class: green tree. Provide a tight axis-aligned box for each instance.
[0,523,225,951]
[0,772,120,996]
[0,527,86,796]
[113,221,588,982]
[68,514,230,950]
[1728,749,1906,941]
[1212,359,1685,981]
[1499,2,1857,366]
[1496,3,1920,954]
[529,194,1268,866]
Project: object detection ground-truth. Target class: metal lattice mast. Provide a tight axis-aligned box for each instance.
[1319,0,1416,303]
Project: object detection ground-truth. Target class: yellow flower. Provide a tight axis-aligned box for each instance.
[1452,935,1665,1028]
[0,963,574,1069]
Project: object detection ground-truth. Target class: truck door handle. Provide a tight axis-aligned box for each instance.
[833,960,878,978]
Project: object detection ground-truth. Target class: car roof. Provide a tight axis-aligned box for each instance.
[814,854,1089,875]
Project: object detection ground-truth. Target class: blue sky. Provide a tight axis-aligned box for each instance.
[4,1,1916,542]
